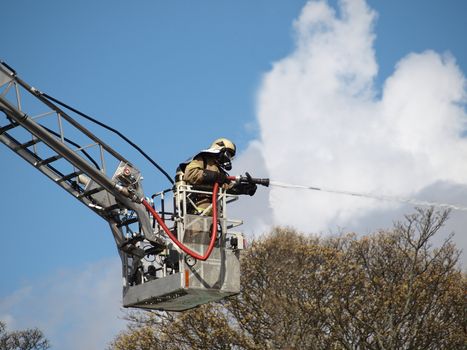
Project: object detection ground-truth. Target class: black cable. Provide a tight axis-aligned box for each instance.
[41,93,175,185]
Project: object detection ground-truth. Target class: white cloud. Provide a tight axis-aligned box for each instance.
[0,258,125,350]
[238,0,467,256]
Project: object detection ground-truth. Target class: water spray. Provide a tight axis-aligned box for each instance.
[268,180,467,212]
[231,173,467,212]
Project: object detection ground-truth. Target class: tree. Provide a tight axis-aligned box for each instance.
[0,322,50,350]
[109,208,466,350]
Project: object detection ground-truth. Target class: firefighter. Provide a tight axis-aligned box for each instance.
[176,138,257,214]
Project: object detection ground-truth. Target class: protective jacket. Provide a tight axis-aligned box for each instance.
[177,149,223,184]
[175,149,228,212]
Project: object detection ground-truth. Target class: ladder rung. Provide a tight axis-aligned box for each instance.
[105,203,120,212]
[14,138,41,151]
[35,154,63,167]
[57,171,84,183]
[117,217,139,228]
[77,187,104,199]
[0,122,19,134]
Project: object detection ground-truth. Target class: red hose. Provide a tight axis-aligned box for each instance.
[141,183,219,261]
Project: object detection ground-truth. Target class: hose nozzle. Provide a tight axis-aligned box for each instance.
[228,172,270,187]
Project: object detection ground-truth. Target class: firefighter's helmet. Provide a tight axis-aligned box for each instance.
[210,138,236,157]
[210,138,236,170]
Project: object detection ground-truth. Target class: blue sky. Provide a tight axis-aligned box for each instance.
[1,1,466,349]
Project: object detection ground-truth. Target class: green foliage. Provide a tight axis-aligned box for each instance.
[109,208,466,350]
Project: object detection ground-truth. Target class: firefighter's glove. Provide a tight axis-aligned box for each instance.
[233,183,257,196]
[202,170,230,185]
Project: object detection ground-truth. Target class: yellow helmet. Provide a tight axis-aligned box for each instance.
[210,138,236,158]
[210,138,236,170]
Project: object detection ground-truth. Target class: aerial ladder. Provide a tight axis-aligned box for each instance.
[0,61,265,311]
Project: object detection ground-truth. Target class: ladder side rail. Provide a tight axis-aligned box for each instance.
[0,63,132,167]
[31,91,132,167]
[0,131,107,218]
[1,98,164,246]
[0,95,128,205]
